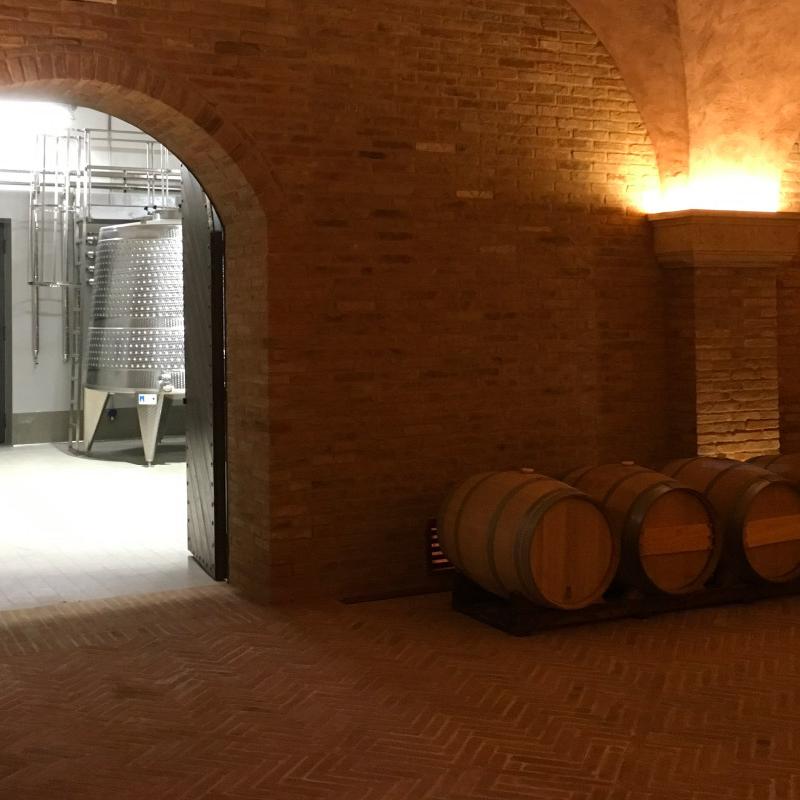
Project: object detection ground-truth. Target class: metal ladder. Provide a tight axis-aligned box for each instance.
[67,205,99,452]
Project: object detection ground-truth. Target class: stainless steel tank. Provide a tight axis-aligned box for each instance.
[87,211,184,394]
[83,209,184,465]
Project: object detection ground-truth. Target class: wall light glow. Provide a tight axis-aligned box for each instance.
[641,168,782,214]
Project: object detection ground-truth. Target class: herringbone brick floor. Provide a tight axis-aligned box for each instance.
[2,587,800,799]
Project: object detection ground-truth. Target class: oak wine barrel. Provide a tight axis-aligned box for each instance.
[563,463,719,595]
[749,453,800,486]
[662,457,800,583]
[439,470,619,610]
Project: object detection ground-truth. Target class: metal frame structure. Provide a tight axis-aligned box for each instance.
[28,133,81,365]
[15,128,183,451]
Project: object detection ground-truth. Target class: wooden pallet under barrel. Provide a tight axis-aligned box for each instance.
[452,571,800,636]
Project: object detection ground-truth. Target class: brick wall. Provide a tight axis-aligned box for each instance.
[778,147,800,454]
[0,0,667,600]
[693,268,780,459]
[778,267,800,453]
[656,259,782,463]
[663,268,698,457]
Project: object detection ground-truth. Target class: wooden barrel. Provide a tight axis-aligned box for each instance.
[562,463,719,595]
[749,453,800,486]
[662,457,800,583]
[439,470,619,609]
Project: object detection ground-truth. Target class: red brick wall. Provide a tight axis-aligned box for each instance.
[0,0,667,600]
[693,268,780,459]
[778,148,800,454]
[663,268,698,458]
[777,266,800,453]
[659,257,785,463]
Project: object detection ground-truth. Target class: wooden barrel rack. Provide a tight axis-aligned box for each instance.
[446,458,800,636]
[452,570,800,637]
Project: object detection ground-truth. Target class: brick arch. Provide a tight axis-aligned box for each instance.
[0,47,272,599]
[566,0,689,184]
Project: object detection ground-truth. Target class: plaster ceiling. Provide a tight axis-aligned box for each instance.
[568,0,800,206]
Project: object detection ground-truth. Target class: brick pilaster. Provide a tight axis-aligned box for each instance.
[652,211,800,460]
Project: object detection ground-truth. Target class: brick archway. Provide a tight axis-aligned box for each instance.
[0,47,272,599]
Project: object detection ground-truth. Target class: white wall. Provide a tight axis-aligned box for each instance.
[0,104,181,417]
[0,190,69,413]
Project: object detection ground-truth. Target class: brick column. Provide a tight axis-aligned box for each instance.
[778,266,800,452]
[651,211,800,460]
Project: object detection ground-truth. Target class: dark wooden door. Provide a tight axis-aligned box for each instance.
[0,223,7,445]
[182,167,228,580]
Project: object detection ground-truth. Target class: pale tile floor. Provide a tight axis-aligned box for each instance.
[0,440,214,610]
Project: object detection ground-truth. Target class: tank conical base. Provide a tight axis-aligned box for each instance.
[83,388,110,453]
[137,394,167,466]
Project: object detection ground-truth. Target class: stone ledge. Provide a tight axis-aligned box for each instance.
[649,210,800,268]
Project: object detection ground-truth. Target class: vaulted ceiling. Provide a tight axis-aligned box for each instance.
[568,0,800,209]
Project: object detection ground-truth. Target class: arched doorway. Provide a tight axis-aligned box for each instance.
[0,47,272,601]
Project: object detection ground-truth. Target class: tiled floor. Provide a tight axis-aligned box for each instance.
[2,585,800,799]
[0,441,213,610]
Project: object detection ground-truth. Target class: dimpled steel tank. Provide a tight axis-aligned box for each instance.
[86,213,185,395]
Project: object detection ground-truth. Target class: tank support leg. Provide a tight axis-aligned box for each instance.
[83,388,109,453]
[137,394,166,466]
[157,395,173,446]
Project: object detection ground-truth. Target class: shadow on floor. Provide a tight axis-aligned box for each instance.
[54,437,187,467]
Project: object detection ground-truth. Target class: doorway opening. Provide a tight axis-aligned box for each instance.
[0,101,228,610]
[0,218,9,445]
